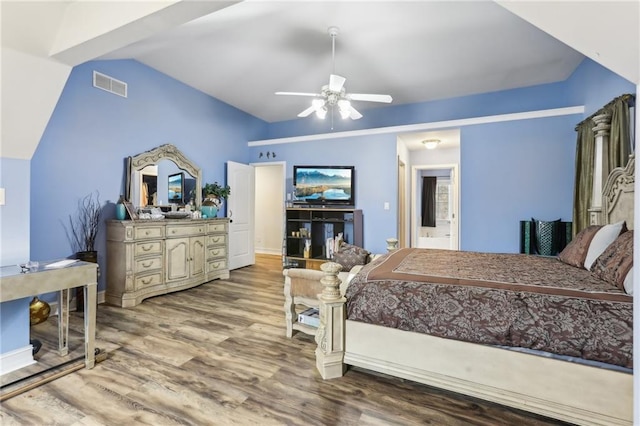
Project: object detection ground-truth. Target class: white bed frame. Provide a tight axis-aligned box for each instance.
[314,155,635,426]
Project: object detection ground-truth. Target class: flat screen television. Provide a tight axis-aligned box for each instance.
[168,172,184,204]
[293,165,354,206]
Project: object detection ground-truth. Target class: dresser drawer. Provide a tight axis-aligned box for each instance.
[207,234,226,246]
[134,226,164,240]
[207,260,227,273]
[167,225,205,238]
[134,241,163,257]
[134,256,162,273]
[135,272,163,289]
[207,247,227,259]
[207,222,227,233]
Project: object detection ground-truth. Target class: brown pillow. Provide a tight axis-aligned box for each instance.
[333,243,370,271]
[591,230,634,291]
[558,225,602,268]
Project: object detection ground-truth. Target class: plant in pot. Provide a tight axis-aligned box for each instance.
[64,191,102,312]
[201,182,230,218]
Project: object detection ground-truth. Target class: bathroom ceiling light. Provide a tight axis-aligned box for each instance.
[422,139,441,150]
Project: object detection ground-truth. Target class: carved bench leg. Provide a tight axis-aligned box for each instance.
[315,262,346,379]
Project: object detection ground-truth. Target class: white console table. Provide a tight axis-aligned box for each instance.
[0,260,98,369]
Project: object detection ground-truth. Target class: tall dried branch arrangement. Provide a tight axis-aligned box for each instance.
[64,192,102,253]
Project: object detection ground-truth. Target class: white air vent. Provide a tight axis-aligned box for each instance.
[93,71,127,98]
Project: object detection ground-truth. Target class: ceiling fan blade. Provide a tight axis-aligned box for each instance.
[297,105,317,117]
[349,105,363,120]
[348,93,393,103]
[275,91,320,97]
[329,74,346,92]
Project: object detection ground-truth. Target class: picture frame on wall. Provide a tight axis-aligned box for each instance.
[123,201,138,220]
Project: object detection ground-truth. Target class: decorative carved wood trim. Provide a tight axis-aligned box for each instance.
[127,144,203,208]
[602,154,635,229]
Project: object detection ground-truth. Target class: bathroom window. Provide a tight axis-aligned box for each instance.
[436,180,451,221]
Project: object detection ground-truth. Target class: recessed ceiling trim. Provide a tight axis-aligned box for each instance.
[248,105,585,147]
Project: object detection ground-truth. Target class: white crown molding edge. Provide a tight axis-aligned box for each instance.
[248,106,585,147]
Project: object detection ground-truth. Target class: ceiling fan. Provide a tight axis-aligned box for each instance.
[276,26,392,121]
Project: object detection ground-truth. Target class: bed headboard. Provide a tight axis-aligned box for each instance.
[602,155,635,229]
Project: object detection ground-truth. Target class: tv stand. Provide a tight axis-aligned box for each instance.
[284,207,362,270]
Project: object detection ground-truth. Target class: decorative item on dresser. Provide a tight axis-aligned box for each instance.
[200,182,231,219]
[63,191,102,312]
[106,218,229,308]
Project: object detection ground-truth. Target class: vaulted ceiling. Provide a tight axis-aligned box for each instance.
[1,1,638,158]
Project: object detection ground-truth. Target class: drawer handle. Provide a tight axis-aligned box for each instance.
[211,249,220,256]
[142,261,153,268]
[141,277,153,285]
[171,230,176,234]
[142,245,153,252]
[211,263,220,270]
[212,237,221,243]
[145,231,150,236]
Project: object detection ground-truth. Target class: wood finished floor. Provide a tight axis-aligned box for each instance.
[0,254,569,425]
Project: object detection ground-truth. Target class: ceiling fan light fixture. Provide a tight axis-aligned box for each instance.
[316,107,328,119]
[422,139,441,150]
[275,25,392,122]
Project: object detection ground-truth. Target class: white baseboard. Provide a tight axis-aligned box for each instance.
[0,345,35,376]
[255,248,282,256]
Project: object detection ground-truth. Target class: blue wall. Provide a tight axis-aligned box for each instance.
[460,115,577,252]
[0,158,31,353]
[30,60,267,293]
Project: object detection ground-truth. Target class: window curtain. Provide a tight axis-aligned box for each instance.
[572,123,594,235]
[421,176,437,227]
[572,94,634,235]
[608,97,633,176]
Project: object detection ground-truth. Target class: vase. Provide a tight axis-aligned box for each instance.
[75,251,98,312]
[116,203,126,220]
[201,205,218,218]
[29,296,51,326]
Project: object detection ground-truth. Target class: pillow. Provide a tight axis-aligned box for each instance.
[558,225,601,268]
[583,221,627,270]
[333,243,370,271]
[591,230,633,292]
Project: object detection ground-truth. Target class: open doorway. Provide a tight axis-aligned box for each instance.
[253,162,286,255]
[412,164,459,250]
[398,129,461,250]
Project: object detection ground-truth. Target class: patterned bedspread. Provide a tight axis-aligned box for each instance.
[346,248,633,369]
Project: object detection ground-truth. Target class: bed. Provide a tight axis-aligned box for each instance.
[314,156,635,426]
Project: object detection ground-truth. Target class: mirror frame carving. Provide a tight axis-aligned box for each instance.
[127,144,202,208]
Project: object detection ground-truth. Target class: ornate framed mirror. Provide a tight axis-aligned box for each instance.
[126,144,202,209]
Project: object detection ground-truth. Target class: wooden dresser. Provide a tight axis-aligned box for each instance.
[106,218,230,308]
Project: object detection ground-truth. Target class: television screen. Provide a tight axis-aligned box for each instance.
[293,166,354,205]
[168,172,184,204]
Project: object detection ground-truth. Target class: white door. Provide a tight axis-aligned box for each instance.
[227,161,255,270]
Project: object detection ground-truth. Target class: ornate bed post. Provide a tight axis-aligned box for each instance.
[315,262,346,379]
[589,112,612,225]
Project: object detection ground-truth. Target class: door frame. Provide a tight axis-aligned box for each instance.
[250,160,287,256]
[411,163,460,249]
